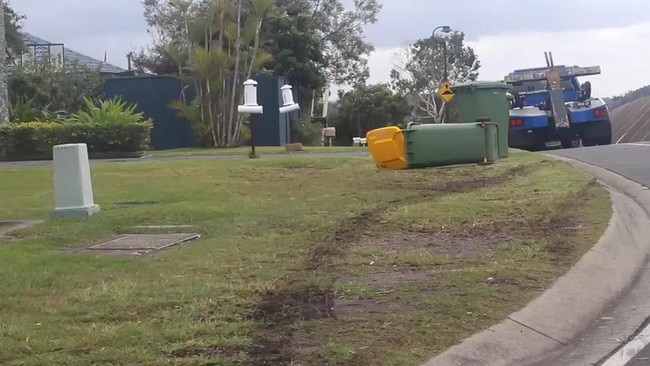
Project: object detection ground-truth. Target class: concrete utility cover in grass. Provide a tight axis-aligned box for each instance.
[78,233,200,256]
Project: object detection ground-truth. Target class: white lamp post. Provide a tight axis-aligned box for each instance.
[237,79,264,114]
[279,85,300,113]
[237,78,300,157]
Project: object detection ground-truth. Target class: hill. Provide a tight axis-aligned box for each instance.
[611,95,650,143]
[604,85,650,110]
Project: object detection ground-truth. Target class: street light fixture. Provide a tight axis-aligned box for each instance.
[432,25,452,82]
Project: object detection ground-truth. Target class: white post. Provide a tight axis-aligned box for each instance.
[238,79,263,114]
[279,84,300,113]
[50,143,100,218]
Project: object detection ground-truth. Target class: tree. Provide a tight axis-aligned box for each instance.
[9,59,104,116]
[390,31,480,123]
[333,83,410,145]
[135,0,381,91]
[4,1,25,63]
[305,0,381,87]
[260,1,325,92]
[142,0,274,148]
[0,0,8,125]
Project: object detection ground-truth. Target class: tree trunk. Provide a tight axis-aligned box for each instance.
[0,0,9,125]
[225,0,243,147]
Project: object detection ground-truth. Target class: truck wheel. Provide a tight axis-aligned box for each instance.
[561,138,580,149]
[599,131,612,145]
[581,121,612,147]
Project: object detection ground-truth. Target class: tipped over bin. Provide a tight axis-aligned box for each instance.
[366,122,499,170]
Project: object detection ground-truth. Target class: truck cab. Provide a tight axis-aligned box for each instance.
[504,54,612,150]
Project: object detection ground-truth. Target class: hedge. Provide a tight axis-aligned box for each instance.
[0,121,153,161]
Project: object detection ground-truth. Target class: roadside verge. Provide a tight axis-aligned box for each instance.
[423,154,650,366]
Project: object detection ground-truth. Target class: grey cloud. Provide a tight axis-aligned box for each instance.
[13,0,147,39]
[12,0,650,67]
[365,0,650,48]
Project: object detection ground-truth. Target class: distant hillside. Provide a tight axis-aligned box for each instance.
[604,85,650,110]
[611,96,650,143]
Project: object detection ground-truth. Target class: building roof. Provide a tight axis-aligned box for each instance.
[21,32,126,74]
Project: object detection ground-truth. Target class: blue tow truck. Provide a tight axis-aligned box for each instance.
[504,52,612,150]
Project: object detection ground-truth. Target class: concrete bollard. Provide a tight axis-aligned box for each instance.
[50,143,101,218]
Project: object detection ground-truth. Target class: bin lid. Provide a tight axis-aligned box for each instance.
[451,80,510,91]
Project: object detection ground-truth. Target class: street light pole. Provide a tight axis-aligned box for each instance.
[432,25,452,122]
[432,25,452,82]
[443,41,448,82]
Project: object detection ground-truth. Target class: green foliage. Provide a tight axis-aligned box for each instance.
[69,97,153,126]
[136,0,381,89]
[8,98,41,123]
[8,98,68,123]
[8,59,104,114]
[169,97,215,148]
[261,2,326,91]
[4,1,26,63]
[294,117,322,145]
[0,121,153,160]
[138,0,276,147]
[333,83,410,145]
[390,31,480,122]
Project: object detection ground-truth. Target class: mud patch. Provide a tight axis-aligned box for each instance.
[243,283,336,365]
[249,283,335,325]
[307,211,382,270]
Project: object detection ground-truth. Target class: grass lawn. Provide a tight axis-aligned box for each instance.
[0,151,611,365]
[148,145,368,158]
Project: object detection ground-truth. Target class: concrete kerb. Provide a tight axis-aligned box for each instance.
[422,154,650,366]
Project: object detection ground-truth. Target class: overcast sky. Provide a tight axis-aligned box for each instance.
[12,0,650,97]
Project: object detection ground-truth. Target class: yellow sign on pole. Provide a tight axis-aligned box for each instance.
[438,82,455,103]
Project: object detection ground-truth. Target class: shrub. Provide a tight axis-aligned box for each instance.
[294,117,323,146]
[69,97,151,126]
[0,121,153,161]
[9,98,69,123]
[9,59,103,113]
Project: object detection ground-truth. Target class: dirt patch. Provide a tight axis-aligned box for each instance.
[0,220,44,242]
[240,163,538,364]
[273,164,331,179]
[358,229,511,258]
[494,184,600,264]
[306,165,535,270]
[170,346,246,362]
[333,298,415,320]
[339,267,431,290]
[334,269,430,315]
[388,164,534,193]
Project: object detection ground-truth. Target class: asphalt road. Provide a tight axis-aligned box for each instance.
[548,142,650,188]
[547,142,650,366]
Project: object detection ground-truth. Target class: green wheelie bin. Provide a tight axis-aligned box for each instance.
[446,81,511,158]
